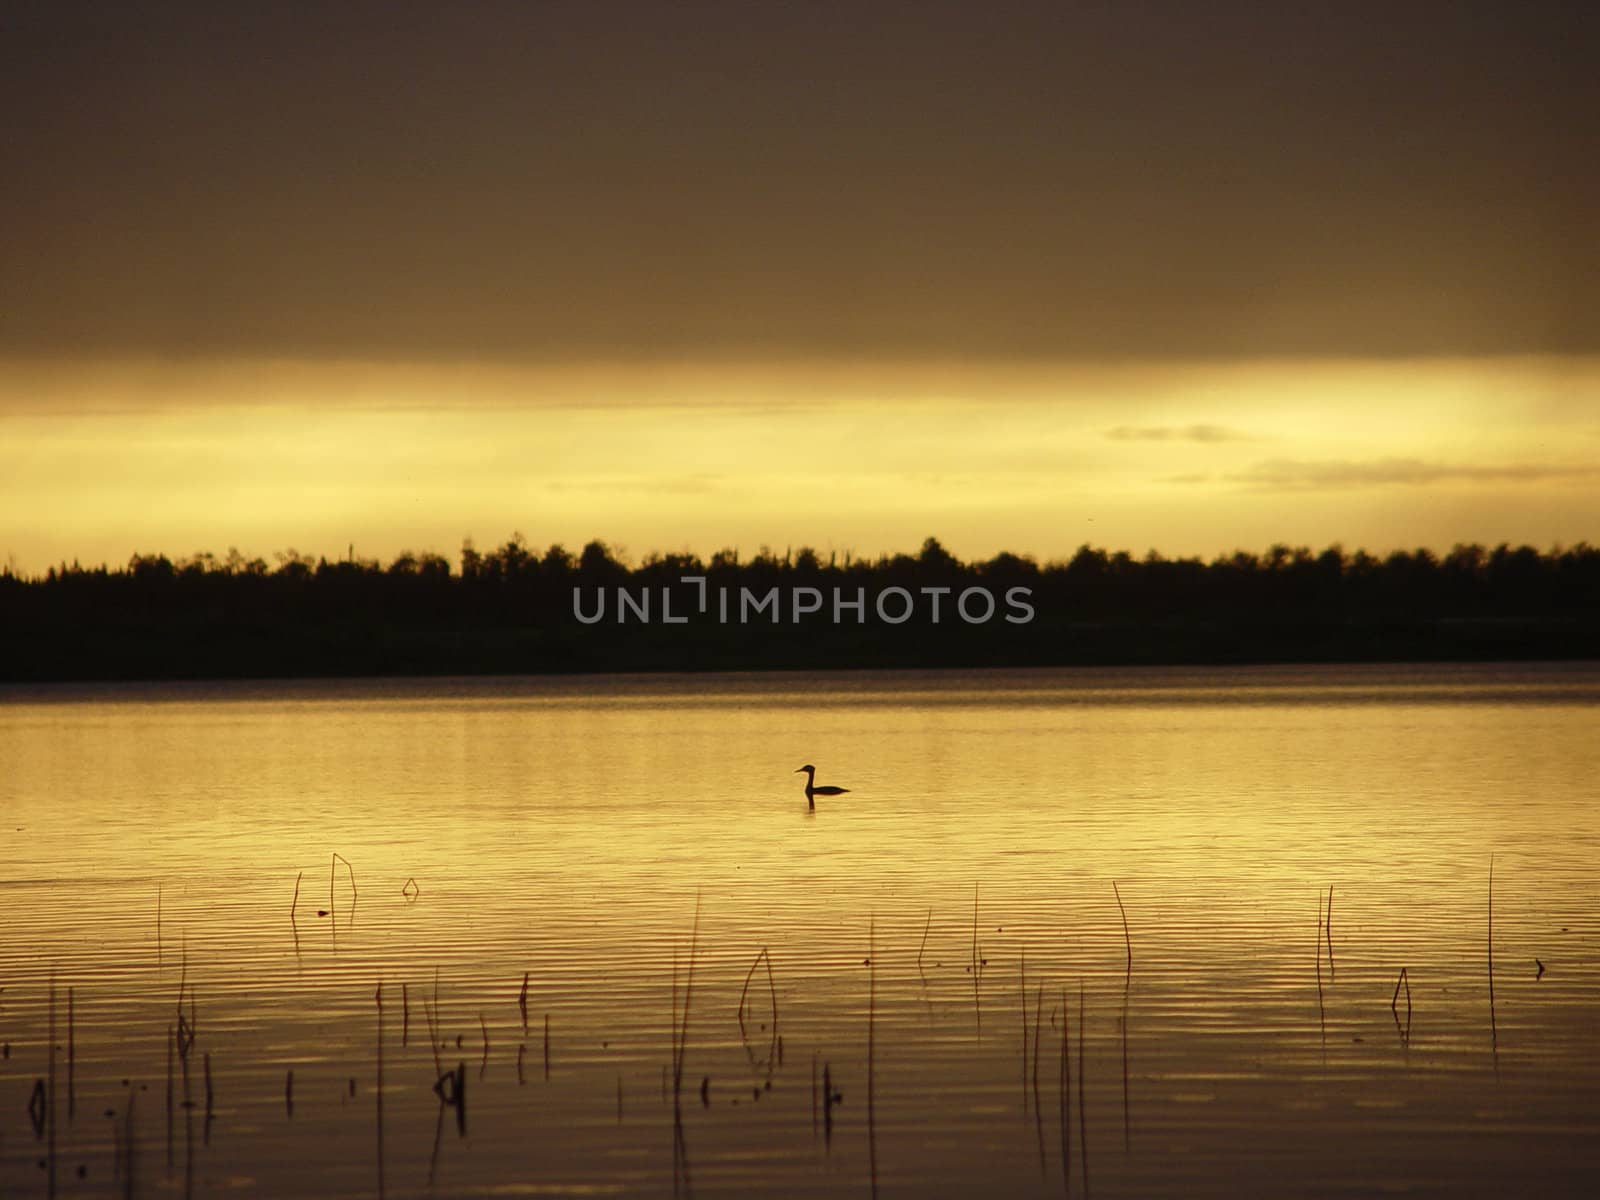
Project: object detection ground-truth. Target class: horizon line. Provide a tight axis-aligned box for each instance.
[8,534,1596,583]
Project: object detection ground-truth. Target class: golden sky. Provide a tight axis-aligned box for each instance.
[2,3,1595,571]
[4,355,1595,573]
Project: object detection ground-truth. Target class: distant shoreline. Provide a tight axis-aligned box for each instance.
[5,537,1596,684]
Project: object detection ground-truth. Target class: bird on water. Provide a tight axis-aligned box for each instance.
[795,764,850,810]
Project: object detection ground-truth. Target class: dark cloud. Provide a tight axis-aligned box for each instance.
[1108,425,1255,443]
[1228,458,1599,490]
[3,1,1595,362]
[545,476,724,495]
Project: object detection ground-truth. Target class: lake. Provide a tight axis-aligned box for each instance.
[2,663,1599,1197]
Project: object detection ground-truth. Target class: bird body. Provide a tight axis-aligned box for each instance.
[795,764,850,810]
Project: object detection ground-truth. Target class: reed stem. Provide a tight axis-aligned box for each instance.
[67,986,76,1121]
[1488,854,1498,1049]
[1078,979,1088,1195]
[868,914,878,1200]
[1113,880,1132,975]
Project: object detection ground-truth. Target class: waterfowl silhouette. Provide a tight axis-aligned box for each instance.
[795,764,850,810]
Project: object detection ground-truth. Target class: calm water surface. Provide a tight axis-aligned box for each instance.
[2,663,1598,1197]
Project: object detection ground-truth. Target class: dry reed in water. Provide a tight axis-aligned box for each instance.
[376,983,386,1200]
[422,999,443,1078]
[121,1087,138,1200]
[970,882,984,1032]
[1019,947,1029,1109]
[1032,985,1044,1092]
[1113,880,1132,975]
[330,852,357,941]
[822,1062,836,1146]
[67,985,75,1121]
[1078,980,1089,1196]
[1325,885,1335,979]
[1487,854,1498,1050]
[1031,998,1049,1179]
[970,883,980,975]
[810,1052,818,1137]
[671,894,702,1102]
[203,1051,215,1146]
[48,977,57,1196]
[165,1025,173,1167]
[1120,970,1131,1154]
[736,947,780,1074]
[1314,890,1326,1047]
[1059,987,1071,1192]
[1391,967,1412,1020]
[868,915,878,1200]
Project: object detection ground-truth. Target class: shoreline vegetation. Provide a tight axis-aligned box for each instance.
[3,536,1598,682]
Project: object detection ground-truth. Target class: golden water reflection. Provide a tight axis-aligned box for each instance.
[1,664,1598,1196]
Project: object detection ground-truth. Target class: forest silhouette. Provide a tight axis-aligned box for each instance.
[3,536,1597,681]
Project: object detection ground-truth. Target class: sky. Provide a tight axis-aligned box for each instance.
[3,1,1596,572]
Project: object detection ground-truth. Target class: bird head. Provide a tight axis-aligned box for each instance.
[795,764,815,773]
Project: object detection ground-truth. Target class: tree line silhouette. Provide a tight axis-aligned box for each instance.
[3,536,1597,681]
